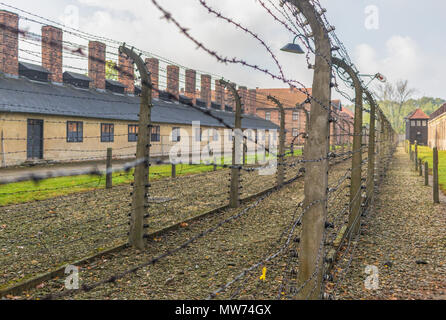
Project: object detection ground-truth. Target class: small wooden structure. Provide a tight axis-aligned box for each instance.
[405,108,429,145]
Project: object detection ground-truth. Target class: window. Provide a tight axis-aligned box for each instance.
[411,120,416,127]
[151,125,160,142]
[417,120,421,126]
[172,127,181,142]
[227,130,233,141]
[293,111,299,121]
[292,128,299,137]
[265,111,271,121]
[101,123,114,142]
[213,129,219,141]
[67,121,83,143]
[422,121,427,127]
[271,131,277,141]
[128,124,138,142]
[195,128,202,142]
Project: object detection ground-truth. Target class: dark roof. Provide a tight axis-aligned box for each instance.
[63,71,92,82]
[19,62,51,74]
[0,75,278,130]
[106,79,126,88]
[430,103,446,121]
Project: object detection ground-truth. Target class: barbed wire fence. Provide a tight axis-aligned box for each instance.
[0,0,398,300]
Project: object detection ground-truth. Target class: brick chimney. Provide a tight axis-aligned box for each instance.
[166,65,179,100]
[42,26,63,83]
[225,87,235,111]
[118,52,134,94]
[201,74,211,108]
[248,89,257,115]
[215,79,224,110]
[238,86,248,114]
[185,69,196,104]
[145,58,159,98]
[88,41,106,90]
[0,10,19,76]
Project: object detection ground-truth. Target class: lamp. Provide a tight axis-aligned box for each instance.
[280,35,305,54]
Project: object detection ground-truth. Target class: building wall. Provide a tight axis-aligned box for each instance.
[428,113,446,150]
[0,113,275,167]
[256,108,307,145]
[254,88,311,146]
[406,118,428,145]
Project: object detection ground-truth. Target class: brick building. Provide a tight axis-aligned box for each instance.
[0,10,277,167]
[253,88,354,146]
[253,88,311,146]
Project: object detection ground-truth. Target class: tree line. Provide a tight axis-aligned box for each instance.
[345,80,445,134]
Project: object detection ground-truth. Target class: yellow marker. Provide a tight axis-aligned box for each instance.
[259,267,267,281]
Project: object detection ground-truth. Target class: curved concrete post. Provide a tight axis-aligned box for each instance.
[267,95,286,186]
[120,45,152,250]
[364,89,377,201]
[220,80,242,208]
[332,57,363,234]
[288,0,332,300]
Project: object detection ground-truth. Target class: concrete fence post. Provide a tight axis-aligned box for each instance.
[425,162,429,186]
[267,95,285,187]
[433,147,440,204]
[106,148,113,189]
[291,0,331,300]
[414,141,418,171]
[171,164,176,178]
[332,57,363,234]
[120,45,152,250]
[221,79,242,208]
[0,130,5,167]
[419,159,422,176]
[365,90,376,201]
[243,136,247,166]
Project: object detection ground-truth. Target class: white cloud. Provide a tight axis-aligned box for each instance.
[73,0,313,90]
[355,35,445,98]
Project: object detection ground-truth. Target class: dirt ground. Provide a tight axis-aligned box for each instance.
[12,157,352,300]
[0,156,303,287]
[326,147,446,300]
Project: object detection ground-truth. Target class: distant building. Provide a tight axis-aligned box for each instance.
[405,108,429,145]
[0,10,277,167]
[252,88,354,146]
[428,103,446,150]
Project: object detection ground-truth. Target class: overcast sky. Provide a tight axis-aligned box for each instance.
[3,0,445,104]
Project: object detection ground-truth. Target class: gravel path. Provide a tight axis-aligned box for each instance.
[0,157,305,287]
[14,158,352,300]
[327,147,446,300]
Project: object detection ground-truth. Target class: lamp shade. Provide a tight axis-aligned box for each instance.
[280,43,305,54]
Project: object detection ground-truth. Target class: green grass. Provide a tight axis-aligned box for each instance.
[0,149,304,206]
[411,144,446,194]
[0,163,219,206]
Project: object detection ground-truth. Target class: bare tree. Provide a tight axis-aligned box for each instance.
[395,80,416,131]
[375,80,415,133]
[376,82,396,129]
